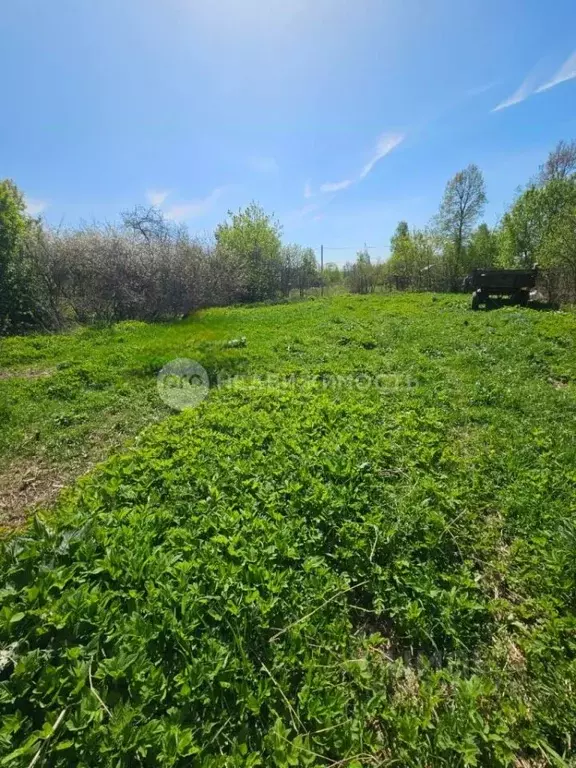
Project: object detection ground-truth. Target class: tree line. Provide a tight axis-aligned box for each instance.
[0,193,325,334]
[348,138,576,300]
[1,137,574,334]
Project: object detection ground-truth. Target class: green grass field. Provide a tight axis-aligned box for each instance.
[1,294,576,766]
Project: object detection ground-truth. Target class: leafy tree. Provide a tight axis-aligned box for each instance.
[323,262,342,286]
[386,225,438,290]
[346,250,375,294]
[538,139,576,185]
[467,224,498,269]
[435,164,487,289]
[498,178,576,300]
[216,203,282,302]
[280,244,318,296]
[388,221,412,277]
[297,247,318,296]
[0,179,32,332]
[499,179,576,267]
[390,220,410,254]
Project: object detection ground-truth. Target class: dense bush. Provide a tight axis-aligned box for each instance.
[0,198,320,335]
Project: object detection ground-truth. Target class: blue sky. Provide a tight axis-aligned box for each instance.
[1,0,575,265]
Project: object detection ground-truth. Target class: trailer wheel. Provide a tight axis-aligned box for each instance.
[518,290,529,307]
[471,292,481,310]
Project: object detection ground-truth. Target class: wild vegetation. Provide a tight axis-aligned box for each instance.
[383,140,576,302]
[1,132,575,766]
[1,293,576,765]
[1,138,575,335]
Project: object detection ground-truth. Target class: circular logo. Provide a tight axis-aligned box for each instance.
[157,358,210,410]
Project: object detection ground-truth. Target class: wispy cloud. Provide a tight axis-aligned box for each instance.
[493,50,576,112]
[536,49,576,93]
[247,155,278,173]
[164,188,224,221]
[146,189,170,206]
[317,132,405,196]
[320,179,353,193]
[492,72,536,111]
[359,133,405,179]
[282,201,325,226]
[304,181,313,198]
[25,198,47,216]
[467,82,498,97]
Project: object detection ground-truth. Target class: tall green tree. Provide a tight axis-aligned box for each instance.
[297,247,318,297]
[390,221,410,254]
[435,164,487,289]
[498,177,576,300]
[468,223,498,269]
[346,250,375,294]
[388,221,412,276]
[387,224,437,290]
[280,244,318,296]
[0,179,31,332]
[215,202,282,302]
[499,179,576,268]
[322,262,341,286]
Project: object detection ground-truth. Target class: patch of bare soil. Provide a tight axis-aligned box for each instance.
[0,368,54,381]
[548,375,570,389]
[0,460,72,531]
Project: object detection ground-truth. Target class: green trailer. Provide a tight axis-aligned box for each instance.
[464,265,539,310]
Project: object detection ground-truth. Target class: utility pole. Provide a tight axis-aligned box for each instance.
[320,244,324,297]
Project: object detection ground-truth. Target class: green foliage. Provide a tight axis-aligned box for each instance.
[467,224,498,270]
[280,245,318,297]
[499,179,576,269]
[322,262,341,287]
[2,294,576,765]
[0,180,32,333]
[435,164,487,290]
[0,180,26,256]
[386,227,437,290]
[216,203,283,302]
[436,164,487,244]
[345,250,376,294]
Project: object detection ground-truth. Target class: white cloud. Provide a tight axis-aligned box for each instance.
[25,198,47,216]
[316,131,404,198]
[492,73,535,111]
[493,51,576,112]
[164,187,224,221]
[304,181,313,198]
[320,179,353,193]
[247,155,278,173]
[359,133,405,179]
[467,82,498,97]
[536,49,576,93]
[146,189,170,206]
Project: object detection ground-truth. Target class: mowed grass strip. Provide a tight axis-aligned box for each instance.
[1,294,576,765]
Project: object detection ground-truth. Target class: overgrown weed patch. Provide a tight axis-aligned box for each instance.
[1,294,576,765]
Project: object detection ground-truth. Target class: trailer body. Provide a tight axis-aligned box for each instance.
[464,266,538,309]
